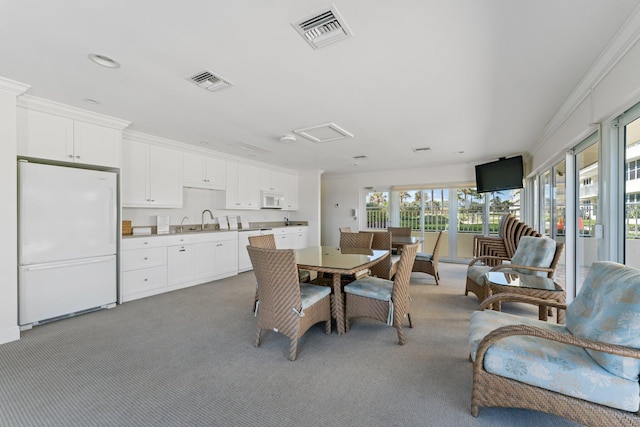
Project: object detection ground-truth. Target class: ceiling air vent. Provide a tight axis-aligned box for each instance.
[187,69,233,92]
[412,147,432,153]
[294,122,354,143]
[292,5,353,49]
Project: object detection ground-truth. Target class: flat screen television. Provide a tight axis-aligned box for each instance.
[475,155,524,193]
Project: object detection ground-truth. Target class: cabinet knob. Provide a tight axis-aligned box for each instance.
[75,155,80,159]
[144,278,148,281]
[144,242,148,245]
[67,154,73,158]
[144,257,148,260]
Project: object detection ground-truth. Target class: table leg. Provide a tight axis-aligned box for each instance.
[332,273,345,334]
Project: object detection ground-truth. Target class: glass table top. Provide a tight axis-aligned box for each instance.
[295,246,388,270]
[486,271,563,292]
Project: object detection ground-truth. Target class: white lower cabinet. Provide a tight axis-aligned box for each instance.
[167,235,196,286]
[194,232,238,281]
[121,236,168,302]
[121,231,239,302]
[272,226,308,249]
[238,230,261,272]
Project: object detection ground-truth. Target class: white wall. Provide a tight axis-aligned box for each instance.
[321,164,475,246]
[0,79,29,344]
[297,170,323,246]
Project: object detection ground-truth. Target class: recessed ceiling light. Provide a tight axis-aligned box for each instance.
[88,53,120,69]
[83,98,100,104]
[279,134,297,144]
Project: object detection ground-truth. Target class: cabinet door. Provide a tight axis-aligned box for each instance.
[284,173,299,210]
[238,164,261,209]
[215,239,238,275]
[275,233,294,249]
[121,139,149,206]
[195,241,218,280]
[238,231,260,271]
[182,152,207,188]
[17,108,74,162]
[296,229,309,249]
[73,121,121,168]
[205,156,226,190]
[149,145,183,207]
[225,161,241,208]
[167,244,196,285]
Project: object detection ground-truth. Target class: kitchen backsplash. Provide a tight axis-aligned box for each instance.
[123,187,296,227]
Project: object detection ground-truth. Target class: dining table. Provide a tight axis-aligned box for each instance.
[295,246,389,334]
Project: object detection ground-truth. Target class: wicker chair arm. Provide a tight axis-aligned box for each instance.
[490,264,554,274]
[469,256,509,267]
[474,324,640,373]
[479,293,567,311]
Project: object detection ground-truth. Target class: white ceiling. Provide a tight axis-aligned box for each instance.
[2,1,639,176]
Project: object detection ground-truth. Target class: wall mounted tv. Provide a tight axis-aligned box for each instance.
[475,155,524,193]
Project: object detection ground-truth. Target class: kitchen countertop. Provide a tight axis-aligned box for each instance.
[123,221,308,238]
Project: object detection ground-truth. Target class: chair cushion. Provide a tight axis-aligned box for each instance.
[467,265,492,286]
[300,284,331,310]
[510,236,556,277]
[470,310,640,412]
[299,270,311,282]
[566,261,640,381]
[415,253,433,262]
[344,276,393,301]
[390,254,401,264]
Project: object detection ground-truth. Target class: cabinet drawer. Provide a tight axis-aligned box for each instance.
[122,266,167,296]
[122,247,167,271]
[193,231,238,243]
[122,236,168,250]
[166,234,196,246]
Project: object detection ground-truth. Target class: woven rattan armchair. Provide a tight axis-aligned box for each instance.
[465,236,564,302]
[247,246,331,361]
[412,231,444,285]
[343,242,419,345]
[468,261,640,426]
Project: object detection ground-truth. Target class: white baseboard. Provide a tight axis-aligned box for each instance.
[0,325,20,345]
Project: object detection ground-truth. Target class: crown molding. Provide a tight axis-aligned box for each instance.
[531,4,640,155]
[0,77,30,96]
[17,95,131,129]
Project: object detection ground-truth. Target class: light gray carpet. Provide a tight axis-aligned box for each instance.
[0,263,581,426]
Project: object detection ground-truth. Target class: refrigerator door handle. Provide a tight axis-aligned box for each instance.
[23,256,114,272]
[111,186,117,244]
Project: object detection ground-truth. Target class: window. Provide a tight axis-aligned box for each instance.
[365,190,389,229]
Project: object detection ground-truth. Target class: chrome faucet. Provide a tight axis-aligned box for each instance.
[202,209,214,230]
[178,216,188,233]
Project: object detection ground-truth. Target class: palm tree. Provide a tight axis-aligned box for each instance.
[368,192,387,206]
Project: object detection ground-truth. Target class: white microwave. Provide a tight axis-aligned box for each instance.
[261,191,284,209]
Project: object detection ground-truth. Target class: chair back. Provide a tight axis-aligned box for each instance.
[340,232,373,249]
[510,236,563,278]
[391,242,419,323]
[247,246,301,318]
[248,234,276,249]
[388,227,411,238]
[431,231,444,263]
[360,231,393,279]
[472,214,541,266]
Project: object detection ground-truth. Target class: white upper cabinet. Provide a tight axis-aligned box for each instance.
[260,169,288,192]
[122,139,183,208]
[17,106,123,168]
[225,161,261,209]
[183,152,226,190]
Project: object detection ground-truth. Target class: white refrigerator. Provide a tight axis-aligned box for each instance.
[18,161,117,327]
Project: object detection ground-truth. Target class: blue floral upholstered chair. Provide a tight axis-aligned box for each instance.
[465,235,564,303]
[468,261,640,426]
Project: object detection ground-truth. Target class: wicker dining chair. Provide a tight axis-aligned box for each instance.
[412,231,444,285]
[248,234,310,311]
[388,226,411,254]
[339,232,373,249]
[247,246,331,361]
[343,242,419,345]
[360,231,399,280]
